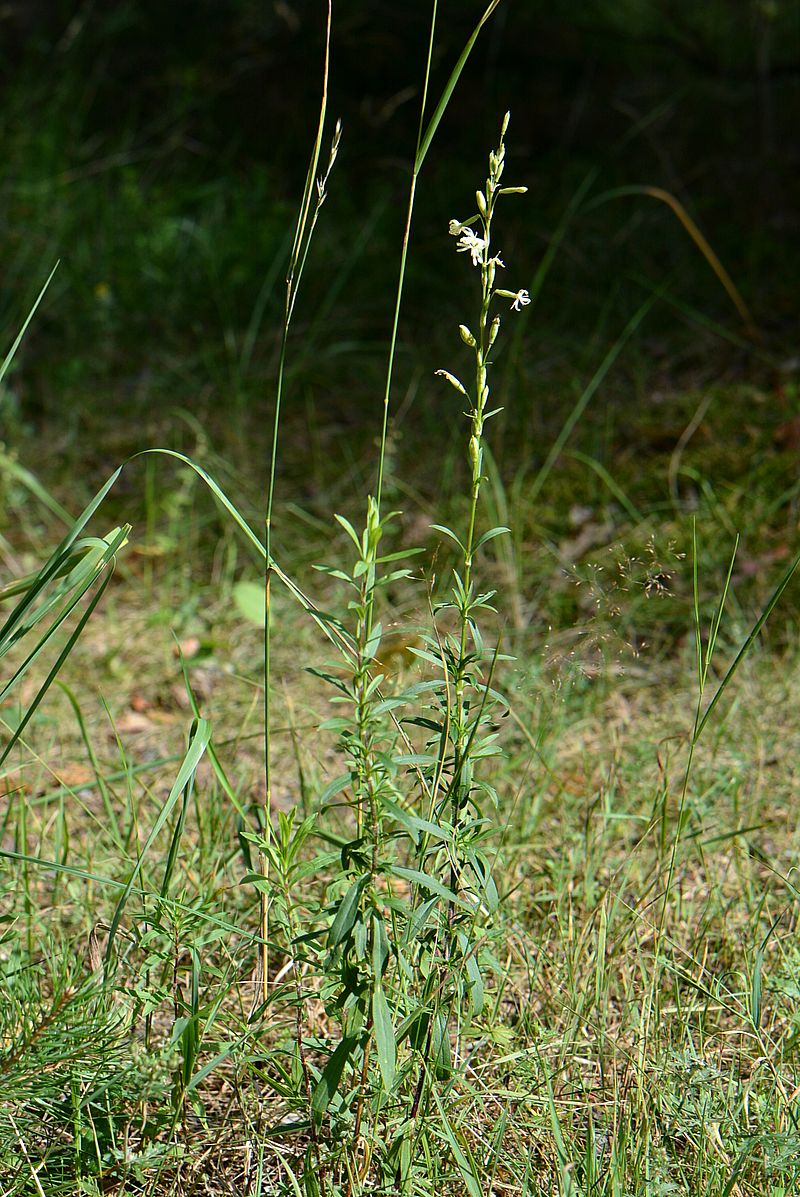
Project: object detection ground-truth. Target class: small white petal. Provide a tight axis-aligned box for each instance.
[455,227,487,266]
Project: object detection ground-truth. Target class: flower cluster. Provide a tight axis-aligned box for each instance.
[446,119,528,317]
[437,112,529,447]
[435,110,530,528]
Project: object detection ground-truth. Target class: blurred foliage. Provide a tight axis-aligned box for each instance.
[0,0,797,541]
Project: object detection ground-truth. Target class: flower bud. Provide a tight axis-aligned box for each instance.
[476,190,487,218]
[435,369,467,396]
[488,316,501,348]
[459,324,476,347]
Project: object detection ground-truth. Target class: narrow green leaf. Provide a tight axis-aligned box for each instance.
[105,719,211,962]
[372,985,396,1091]
[529,290,660,503]
[569,450,643,523]
[334,513,362,550]
[751,948,763,1030]
[364,620,383,661]
[390,865,472,911]
[318,773,352,805]
[465,951,485,1015]
[381,798,452,843]
[751,914,781,1030]
[328,875,368,947]
[371,913,390,979]
[430,1086,483,1197]
[430,523,465,552]
[473,526,510,552]
[415,0,503,171]
[695,546,800,740]
[0,262,59,388]
[310,1036,358,1123]
[0,847,248,941]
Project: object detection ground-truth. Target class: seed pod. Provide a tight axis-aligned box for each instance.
[459,324,476,347]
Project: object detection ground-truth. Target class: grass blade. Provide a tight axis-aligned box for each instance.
[105,718,211,963]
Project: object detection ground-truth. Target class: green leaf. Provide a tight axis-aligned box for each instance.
[415,0,503,172]
[318,773,352,806]
[430,1087,482,1197]
[105,719,212,963]
[695,546,800,740]
[0,262,59,389]
[474,526,510,552]
[312,564,353,582]
[372,985,396,1091]
[364,621,383,662]
[389,866,473,911]
[310,1036,358,1123]
[751,914,781,1030]
[328,875,368,947]
[334,513,362,550]
[371,913,390,979]
[376,547,425,564]
[465,951,485,1015]
[409,897,439,941]
[430,523,465,552]
[233,579,266,626]
[381,798,452,844]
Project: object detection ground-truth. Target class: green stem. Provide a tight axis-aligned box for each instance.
[261,1,333,1007]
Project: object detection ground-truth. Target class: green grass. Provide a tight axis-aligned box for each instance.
[2,5,800,1195]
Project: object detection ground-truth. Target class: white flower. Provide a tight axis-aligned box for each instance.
[510,289,531,311]
[488,254,505,268]
[456,227,487,266]
[448,219,464,236]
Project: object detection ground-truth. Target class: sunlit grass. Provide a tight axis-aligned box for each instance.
[2,3,800,1194]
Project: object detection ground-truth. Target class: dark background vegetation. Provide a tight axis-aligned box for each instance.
[0,0,798,644]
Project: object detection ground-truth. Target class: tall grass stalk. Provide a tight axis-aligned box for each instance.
[263,1,339,1004]
[374,0,504,516]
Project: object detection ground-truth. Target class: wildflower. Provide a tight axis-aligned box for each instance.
[510,289,530,311]
[455,227,487,266]
[449,219,464,236]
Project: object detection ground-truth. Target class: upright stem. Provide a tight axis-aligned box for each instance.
[374,3,439,519]
[262,0,333,1006]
